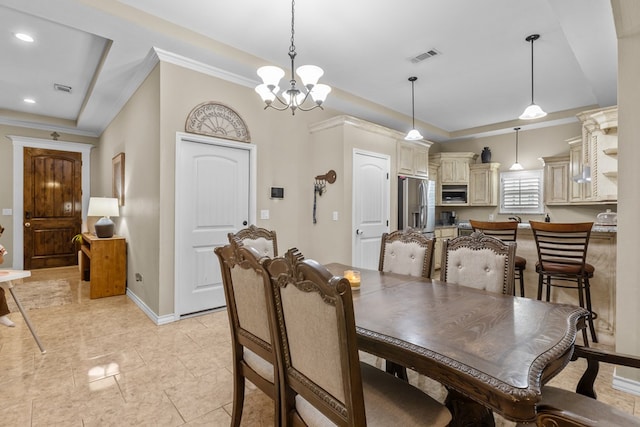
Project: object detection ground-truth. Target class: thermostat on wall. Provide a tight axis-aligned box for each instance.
[270,187,284,199]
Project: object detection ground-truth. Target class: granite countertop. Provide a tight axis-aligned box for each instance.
[456,221,617,233]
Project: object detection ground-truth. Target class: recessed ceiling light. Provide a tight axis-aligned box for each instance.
[23,98,36,104]
[15,33,35,43]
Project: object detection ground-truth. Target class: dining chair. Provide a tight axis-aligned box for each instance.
[265,249,452,427]
[469,219,526,297]
[378,229,435,278]
[535,345,640,426]
[529,221,597,345]
[229,224,278,258]
[441,231,516,295]
[378,229,435,380]
[214,240,280,427]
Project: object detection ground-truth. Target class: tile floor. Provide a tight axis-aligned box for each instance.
[0,266,638,426]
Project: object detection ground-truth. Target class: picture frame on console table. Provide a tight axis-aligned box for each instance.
[112,152,125,206]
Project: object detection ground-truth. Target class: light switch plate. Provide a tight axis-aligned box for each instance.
[260,209,270,220]
[332,211,339,221]
[2,208,12,216]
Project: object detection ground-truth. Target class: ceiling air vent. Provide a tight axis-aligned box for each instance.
[410,49,441,64]
[53,83,72,93]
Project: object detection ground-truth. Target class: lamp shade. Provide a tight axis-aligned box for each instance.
[87,197,119,238]
[87,197,119,217]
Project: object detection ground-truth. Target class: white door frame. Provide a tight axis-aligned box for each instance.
[9,135,93,270]
[174,131,257,318]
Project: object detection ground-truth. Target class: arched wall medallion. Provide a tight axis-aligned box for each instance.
[185,102,251,143]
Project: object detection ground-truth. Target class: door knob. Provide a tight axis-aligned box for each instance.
[24,222,31,228]
[356,229,363,236]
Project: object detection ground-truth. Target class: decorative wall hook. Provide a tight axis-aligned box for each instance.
[313,169,337,224]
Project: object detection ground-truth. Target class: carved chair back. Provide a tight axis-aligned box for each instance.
[266,249,451,427]
[229,224,278,258]
[378,229,435,278]
[441,231,516,295]
[469,220,518,242]
[214,240,280,426]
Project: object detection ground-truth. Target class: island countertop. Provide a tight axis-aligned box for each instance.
[456,221,617,233]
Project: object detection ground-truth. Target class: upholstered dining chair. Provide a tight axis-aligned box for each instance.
[229,224,278,258]
[214,240,280,427]
[535,345,640,426]
[441,231,516,295]
[378,229,435,278]
[469,219,526,297]
[529,221,597,345]
[265,249,452,427]
[378,229,435,380]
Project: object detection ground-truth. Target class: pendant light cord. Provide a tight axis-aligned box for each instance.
[529,38,534,104]
[515,127,520,162]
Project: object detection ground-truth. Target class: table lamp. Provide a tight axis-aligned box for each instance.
[87,197,119,238]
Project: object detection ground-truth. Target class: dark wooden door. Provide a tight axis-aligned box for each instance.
[23,148,82,269]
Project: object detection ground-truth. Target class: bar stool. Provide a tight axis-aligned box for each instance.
[469,220,526,297]
[529,221,597,344]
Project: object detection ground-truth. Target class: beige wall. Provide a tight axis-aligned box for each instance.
[99,66,162,313]
[0,124,98,267]
[612,0,640,381]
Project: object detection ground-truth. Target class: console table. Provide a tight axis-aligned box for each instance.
[80,233,127,299]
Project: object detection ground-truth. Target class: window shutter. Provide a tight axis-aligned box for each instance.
[500,170,544,214]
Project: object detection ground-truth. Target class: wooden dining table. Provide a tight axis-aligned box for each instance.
[326,263,588,425]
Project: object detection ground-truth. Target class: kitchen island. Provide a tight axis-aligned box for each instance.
[457,222,617,345]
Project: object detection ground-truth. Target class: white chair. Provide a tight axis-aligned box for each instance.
[229,224,278,258]
[441,231,516,295]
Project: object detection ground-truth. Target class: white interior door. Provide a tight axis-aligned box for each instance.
[352,149,390,269]
[175,134,254,317]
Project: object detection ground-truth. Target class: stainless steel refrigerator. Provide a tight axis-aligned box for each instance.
[398,177,435,233]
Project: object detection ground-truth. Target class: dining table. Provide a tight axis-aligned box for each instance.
[0,269,46,353]
[325,263,588,425]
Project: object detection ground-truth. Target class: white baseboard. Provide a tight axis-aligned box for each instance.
[126,289,177,325]
[613,367,640,397]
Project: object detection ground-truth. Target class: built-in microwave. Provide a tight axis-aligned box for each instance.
[441,185,467,204]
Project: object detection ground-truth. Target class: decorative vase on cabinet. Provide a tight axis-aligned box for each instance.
[481,147,492,163]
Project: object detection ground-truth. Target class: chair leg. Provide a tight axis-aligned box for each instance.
[537,273,543,300]
[545,276,552,302]
[231,373,245,427]
[385,360,409,381]
[518,267,525,297]
[584,277,598,343]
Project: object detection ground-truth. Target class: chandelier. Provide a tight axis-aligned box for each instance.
[510,127,524,170]
[255,0,331,114]
[519,34,547,120]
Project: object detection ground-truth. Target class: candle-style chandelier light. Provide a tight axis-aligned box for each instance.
[255,0,331,114]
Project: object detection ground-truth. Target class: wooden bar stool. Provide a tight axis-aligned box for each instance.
[469,220,526,297]
[529,221,597,344]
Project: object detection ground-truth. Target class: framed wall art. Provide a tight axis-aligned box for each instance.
[112,152,125,206]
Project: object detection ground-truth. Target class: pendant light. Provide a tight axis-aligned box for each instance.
[405,76,423,140]
[519,34,547,120]
[510,127,524,170]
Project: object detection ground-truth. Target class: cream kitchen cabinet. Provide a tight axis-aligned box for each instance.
[433,226,458,271]
[468,163,500,206]
[568,137,593,203]
[431,152,477,184]
[397,140,430,178]
[543,155,570,205]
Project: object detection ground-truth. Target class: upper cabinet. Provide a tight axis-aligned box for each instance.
[431,152,477,184]
[468,163,500,206]
[397,140,431,178]
[543,155,570,205]
[583,106,617,202]
[542,106,617,206]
